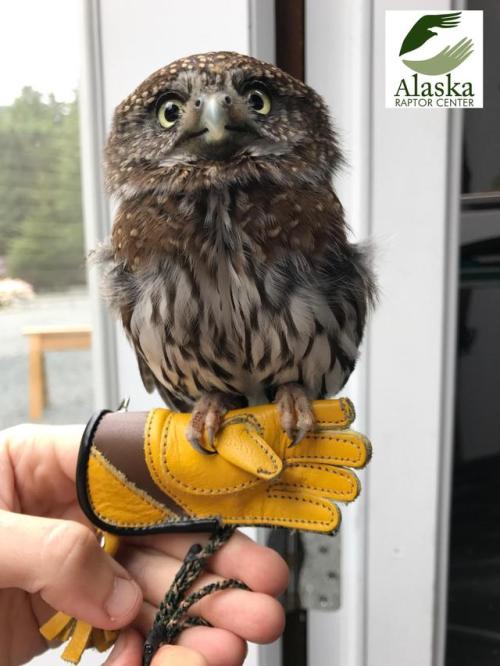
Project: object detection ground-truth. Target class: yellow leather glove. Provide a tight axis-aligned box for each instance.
[77,398,371,535]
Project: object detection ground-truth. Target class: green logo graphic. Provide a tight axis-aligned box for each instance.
[399,12,474,76]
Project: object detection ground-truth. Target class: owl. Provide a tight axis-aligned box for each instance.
[97,51,376,452]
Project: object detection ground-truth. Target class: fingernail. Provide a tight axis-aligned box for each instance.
[105,576,141,621]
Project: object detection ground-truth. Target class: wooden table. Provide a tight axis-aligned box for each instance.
[22,325,92,420]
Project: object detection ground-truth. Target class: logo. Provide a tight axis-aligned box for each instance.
[386,10,483,109]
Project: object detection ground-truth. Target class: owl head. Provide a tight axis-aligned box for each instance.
[105,51,340,199]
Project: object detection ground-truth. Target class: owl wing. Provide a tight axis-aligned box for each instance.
[133,346,191,411]
[135,351,156,393]
[318,241,377,393]
[132,343,192,412]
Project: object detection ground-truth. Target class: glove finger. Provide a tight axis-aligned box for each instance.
[236,490,342,534]
[311,398,355,429]
[278,463,361,502]
[288,429,371,468]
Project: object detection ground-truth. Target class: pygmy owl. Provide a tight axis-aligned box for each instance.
[97,51,376,452]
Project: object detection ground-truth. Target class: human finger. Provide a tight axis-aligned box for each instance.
[0,510,142,630]
[127,530,288,597]
[0,424,83,515]
[103,629,142,664]
[133,605,247,666]
[123,549,284,644]
[104,628,210,666]
[153,644,208,666]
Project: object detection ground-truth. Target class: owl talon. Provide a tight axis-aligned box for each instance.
[290,428,309,448]
[275,383,316,446]
[206,426,215,448]
[186,432,217,456]
[186,392,229,454]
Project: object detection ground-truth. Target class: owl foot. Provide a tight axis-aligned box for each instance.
[186,392,229,454]
[275,383,315,447]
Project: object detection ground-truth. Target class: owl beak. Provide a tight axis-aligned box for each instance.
[198,93,231,143]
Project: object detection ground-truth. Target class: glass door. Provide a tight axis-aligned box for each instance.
[445,1,500,662]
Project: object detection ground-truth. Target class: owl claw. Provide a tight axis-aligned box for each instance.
[186,432,217,456]
[275,383,316,447]
[290,428,309,448]
[186,392,229,455]
[206,426,215,448]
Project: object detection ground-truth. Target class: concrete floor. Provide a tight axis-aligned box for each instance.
[0,288,93,429]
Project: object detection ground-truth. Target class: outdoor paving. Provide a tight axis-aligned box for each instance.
[0,288,93,429]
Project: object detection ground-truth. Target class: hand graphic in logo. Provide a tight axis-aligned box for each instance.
[399,12,474,76]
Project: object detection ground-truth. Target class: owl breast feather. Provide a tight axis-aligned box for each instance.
[120,249,362,410]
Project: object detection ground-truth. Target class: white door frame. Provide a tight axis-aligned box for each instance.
[306,2,461,665]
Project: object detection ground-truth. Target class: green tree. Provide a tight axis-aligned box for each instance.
[0,87,85,289]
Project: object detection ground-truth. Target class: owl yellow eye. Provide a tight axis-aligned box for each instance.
[247,88,271,115]
[157,95,185,128]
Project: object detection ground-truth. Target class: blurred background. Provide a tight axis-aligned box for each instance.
[0,1,498,665]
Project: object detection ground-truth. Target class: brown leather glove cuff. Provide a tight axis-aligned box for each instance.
[76,410,219,535]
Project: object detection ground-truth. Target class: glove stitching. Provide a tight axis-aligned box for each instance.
[88,452,175,528]
[151,416,213,515]
[295,434,364,463]
[314,398,353,426]
[223,414,264,435]
[242,426,280,475]
[142,410,194,520]
[144,409,170,492]
[222,493,337,526]
[161,419,273,495]
[277,464,356,497]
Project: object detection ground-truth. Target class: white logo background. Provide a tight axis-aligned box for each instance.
[385,10,483,109]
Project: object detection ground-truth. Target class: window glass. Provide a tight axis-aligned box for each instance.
[0,0,93,429]
[462,0,500,194]
[446,4,500,663]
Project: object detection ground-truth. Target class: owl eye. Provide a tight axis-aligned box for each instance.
[246,87,271,115]
[157,95,185,128]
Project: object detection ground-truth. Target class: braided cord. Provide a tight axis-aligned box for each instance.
[143,525,248,666]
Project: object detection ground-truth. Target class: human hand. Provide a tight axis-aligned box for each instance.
[402,36,474,75]
[104,629,209,665]
[0,423,287,665]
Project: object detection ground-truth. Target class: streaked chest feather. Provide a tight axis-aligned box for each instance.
[129,252,359,405]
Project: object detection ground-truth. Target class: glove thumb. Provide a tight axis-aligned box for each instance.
[216,421,283,480]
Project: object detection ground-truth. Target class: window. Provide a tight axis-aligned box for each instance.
[446,2,500,663]
[0,0,93,429]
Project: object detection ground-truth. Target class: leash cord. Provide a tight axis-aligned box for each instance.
[142,525,248,665]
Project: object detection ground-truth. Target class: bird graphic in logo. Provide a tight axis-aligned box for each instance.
[399,12,474,76]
